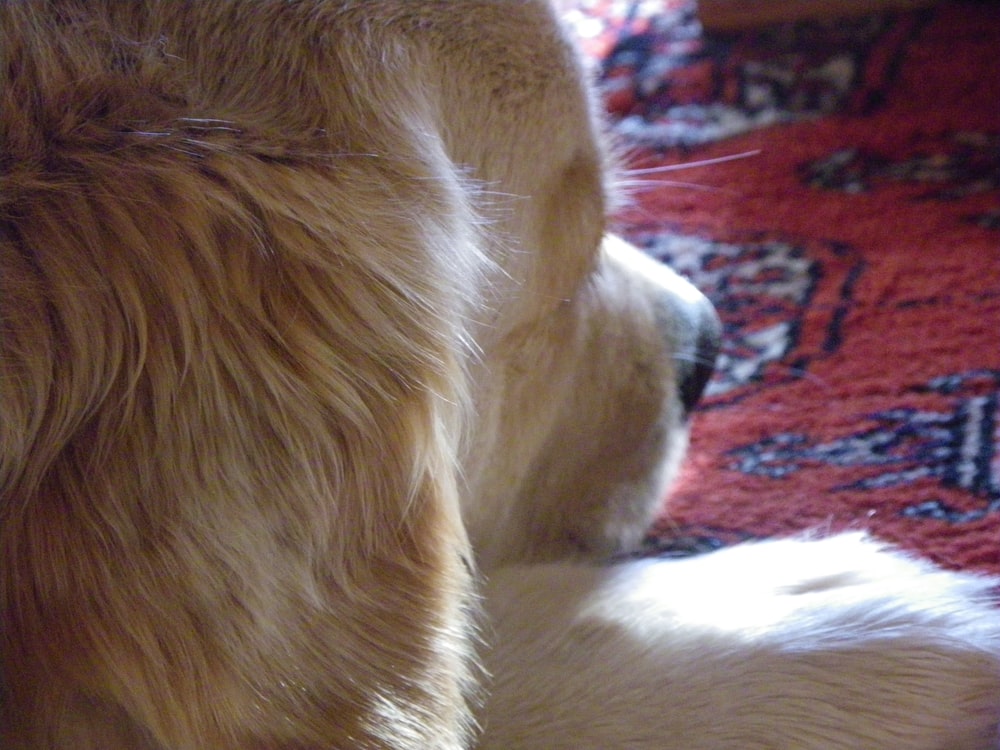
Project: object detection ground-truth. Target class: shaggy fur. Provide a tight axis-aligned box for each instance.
[1,2,998,748]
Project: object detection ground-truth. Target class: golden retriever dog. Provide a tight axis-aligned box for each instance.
[2,1,999,748]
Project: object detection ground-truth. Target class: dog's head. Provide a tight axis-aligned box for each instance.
[414,4,722,572]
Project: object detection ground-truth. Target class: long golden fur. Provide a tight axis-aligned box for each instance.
[3,2,999,749]
[2,3,496,745]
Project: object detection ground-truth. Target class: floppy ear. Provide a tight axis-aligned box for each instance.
[0,5,482,747]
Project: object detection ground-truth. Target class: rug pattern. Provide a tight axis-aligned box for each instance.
[569,0,1000,573]
[567,0,927,147]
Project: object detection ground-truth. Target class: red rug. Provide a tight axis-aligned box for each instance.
[567,1,1000,574]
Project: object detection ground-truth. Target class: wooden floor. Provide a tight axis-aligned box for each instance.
[697,0,940,30]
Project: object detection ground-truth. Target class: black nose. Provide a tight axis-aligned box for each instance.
[678,301,721,417]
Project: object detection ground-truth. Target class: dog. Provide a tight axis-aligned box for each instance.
[2,1,998,748]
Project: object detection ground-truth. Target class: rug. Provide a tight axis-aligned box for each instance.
[565,0,1000,574]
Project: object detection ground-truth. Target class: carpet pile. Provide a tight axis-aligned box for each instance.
[566,0,1000,573]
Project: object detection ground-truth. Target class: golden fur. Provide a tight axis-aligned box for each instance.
[3,2,999,749]
[1,3,493,746]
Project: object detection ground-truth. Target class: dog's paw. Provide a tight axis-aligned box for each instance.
[480,534,1000,750]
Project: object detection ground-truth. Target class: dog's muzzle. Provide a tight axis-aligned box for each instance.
[603,236,721,417]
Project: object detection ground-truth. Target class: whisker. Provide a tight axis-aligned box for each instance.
[617,179,736,194]
[625,150,761,176]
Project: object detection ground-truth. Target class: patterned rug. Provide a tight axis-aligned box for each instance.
[565,0,1000,573]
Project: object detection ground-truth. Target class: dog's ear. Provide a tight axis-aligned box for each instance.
[1,4,482,747]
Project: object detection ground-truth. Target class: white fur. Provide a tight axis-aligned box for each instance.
[480,534,1000,749]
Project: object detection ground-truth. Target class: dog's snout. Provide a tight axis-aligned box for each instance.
[601,236,720,416]
[678,299,721,417]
